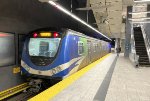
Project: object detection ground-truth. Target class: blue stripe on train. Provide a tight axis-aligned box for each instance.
[52,58,81,77]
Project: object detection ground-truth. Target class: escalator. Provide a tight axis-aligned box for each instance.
[134,27,150,67]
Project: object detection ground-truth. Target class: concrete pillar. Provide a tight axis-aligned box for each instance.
[124,6,132,57]
[115,38,120,53]
[120,39,125,53]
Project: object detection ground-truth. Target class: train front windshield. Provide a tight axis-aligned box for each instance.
[29,38,61,58]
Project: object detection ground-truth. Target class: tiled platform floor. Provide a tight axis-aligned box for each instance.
[51,53,150,101]
[51,54,116,101]
[105,54,150,101]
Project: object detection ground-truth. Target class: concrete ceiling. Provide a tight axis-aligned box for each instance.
[88,0,135,39]
[88,0,150,39]
[38,0,149,40]
[39,0,127,39]
[37,0,133,39]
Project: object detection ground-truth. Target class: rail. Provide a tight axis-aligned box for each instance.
[0,83,30,100]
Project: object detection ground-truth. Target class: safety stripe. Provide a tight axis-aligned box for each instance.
[28,53,111,101]
[0,83,30,100]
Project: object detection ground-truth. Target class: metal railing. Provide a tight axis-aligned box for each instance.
[129,27,139,67]
[132,35,139,67]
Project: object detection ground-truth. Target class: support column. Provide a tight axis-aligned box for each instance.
[120,39,125,53]
[124,6,132,57]
[115,38,120,53]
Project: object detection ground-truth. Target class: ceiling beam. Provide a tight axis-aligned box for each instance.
[76,5,111,11]
[128,11,150,14]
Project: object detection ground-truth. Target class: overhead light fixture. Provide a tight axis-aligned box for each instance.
[130,21,150,23]
[76,4,112,11]
[128,17,150,20]
[133,5,147,7]
[134,0,150,3]
[129,11,150,14]
[48,1,111,41]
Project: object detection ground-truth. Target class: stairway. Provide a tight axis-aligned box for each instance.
[134,27,150,67]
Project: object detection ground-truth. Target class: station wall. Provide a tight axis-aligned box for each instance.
[144,5,150,40]
[0,32,25,91]
[142,25,150,40]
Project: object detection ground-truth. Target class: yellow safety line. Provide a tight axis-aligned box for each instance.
[28,53,111,101]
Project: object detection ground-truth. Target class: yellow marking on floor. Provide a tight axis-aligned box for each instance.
[28,53,111,101]
[13,67,21,74]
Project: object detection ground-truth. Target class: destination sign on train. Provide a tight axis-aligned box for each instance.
[40,32,52,37]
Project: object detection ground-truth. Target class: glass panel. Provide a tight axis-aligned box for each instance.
[78,42,84,55]
[0,33,15,66]
[29,38,61,58]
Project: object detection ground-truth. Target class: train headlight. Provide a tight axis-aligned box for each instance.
[38,70,42,74]
[52,68,57,74]
[51,66,62,75]
[21,60,30,71]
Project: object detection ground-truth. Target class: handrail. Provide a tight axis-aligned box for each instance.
[133,33,139,67]
[141,25,150,62]
[130,27,139,67]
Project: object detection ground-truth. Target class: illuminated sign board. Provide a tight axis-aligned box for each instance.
[40,32,52,37]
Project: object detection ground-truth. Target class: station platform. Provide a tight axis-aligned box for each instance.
[29,53,150,101]
[105,54,150,101]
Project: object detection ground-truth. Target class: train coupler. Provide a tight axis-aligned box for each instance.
[28,79,43,93]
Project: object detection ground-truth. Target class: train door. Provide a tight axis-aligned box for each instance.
[99,42,102,57]
[87,41,92,63]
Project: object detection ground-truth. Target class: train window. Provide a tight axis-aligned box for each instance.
[105,45,107,50]
[78,41,84,55]
[29,38,61,57]
[0,32,15,67]
[102,45,104,50]
[94,43,97,52]
[99,43,101,50]
[96,44,99,52]
[96,44,98,51]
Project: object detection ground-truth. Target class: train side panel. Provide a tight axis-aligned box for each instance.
[52,33,87,77]
[21,28,111,79]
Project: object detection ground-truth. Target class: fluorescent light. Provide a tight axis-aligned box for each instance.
[49,1,56,6]
[133,5,147,7]
[134,0,150,3]
[48,1,111,41]
[129,17,150,20]
[130,21,150,23]
[129,11,150,14]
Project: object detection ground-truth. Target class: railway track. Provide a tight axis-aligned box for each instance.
[2,79,56,101]
[0,83,30,101]
[6,91,36,101]
[0,78,61,101]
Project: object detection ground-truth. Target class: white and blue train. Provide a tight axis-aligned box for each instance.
[21,28,111,80]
